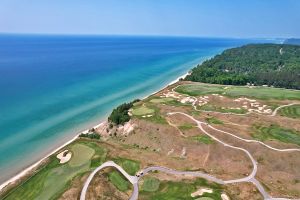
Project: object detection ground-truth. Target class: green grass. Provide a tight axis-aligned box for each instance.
[133,103,167,124]
[278,105,300,119]
[200,104,247,114]
[140,178,222,200]
[175,84,224,96]
[132,106,154,116]
[113,157,140,175]
[3,140,106,200]
[150,97,174,103]
[141,177,160,192]
[205,117,223,125]
[108,171,129,192]
[179,123,195,131]
[192,135,214,144]
[252,124,300,146]
[176,84,300,100]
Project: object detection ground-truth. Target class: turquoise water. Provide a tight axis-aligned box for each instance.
[0,35,270,183]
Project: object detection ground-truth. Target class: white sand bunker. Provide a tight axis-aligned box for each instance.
[221,193,230,200]
[191,188,213,197]
[57,150,72,164]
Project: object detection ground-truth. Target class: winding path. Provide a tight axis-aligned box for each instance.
[80,111,299,200]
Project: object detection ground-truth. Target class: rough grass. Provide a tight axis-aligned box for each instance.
[252,124,300,146]
[132,106,154,116]
[141,177,160,192]
[176,84,300,100]
[192,135,214,144]
[179,123,195,131]
[3,140,106,200]
[205,117,223,124]
[279,105,300,119]
[140,178,223,200]
[108,171,129,192]
[113,157,140,176]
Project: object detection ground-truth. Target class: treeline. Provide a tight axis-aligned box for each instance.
[108,99,140,125]
[185,44,300,89]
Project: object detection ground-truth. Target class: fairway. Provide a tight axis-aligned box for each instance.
[113,157,140,175]
[3,141,106,200]
[150,97,174,103]
[142,177,160,192]
[176,84,300,100]
[279,105,300,119]
[140,178,222,200]
[108,171,129,192]
[252,125,300,146]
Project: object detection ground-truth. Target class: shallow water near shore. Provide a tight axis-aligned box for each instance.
[0,35,273,184]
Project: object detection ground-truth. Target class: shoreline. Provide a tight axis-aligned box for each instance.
[0,69,191,192]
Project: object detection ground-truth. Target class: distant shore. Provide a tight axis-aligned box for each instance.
[0,69,191,192]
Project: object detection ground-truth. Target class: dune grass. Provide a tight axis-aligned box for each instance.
[191,135,214,144]
[205,117,223,125]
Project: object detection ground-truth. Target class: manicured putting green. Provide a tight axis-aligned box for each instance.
[176,84,300,100]
[132,106,154,116]
[279,105,300,119]
[69,143,95,167]
[142,177,160,192]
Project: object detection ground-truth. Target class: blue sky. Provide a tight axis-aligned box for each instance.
[1,0,300,38]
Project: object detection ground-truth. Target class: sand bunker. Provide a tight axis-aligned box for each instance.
[57,150,72,164]
[191,188,213,197]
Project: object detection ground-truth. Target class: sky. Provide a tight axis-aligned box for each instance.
[0,0,300,38]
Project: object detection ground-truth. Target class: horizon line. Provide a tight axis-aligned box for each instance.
[0,32,288,40]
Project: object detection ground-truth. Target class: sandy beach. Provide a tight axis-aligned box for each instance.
[0,70,191,192]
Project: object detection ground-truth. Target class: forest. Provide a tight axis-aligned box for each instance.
[185,44,300,89]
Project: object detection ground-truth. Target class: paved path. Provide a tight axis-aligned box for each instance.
[79,161,138,200]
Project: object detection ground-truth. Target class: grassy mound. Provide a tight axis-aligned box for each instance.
[252,124,300,146]
[279,105,300,119]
